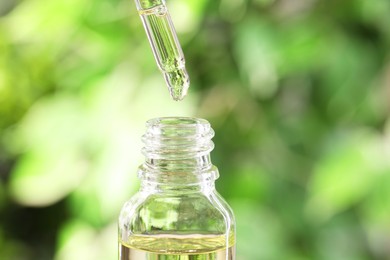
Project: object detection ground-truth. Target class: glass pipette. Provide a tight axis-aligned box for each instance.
[134,0,190,101]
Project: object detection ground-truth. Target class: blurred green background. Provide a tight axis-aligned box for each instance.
[1,0,390,259]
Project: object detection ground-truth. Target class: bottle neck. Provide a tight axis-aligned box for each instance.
[144,153,212,172]
[137,117,219,190]
[138,164,218,193]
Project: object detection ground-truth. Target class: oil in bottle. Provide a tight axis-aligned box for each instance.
[120,234,235,259]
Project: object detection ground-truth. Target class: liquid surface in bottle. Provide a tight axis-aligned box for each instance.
[138,4,190,101]
[119,234,235,260]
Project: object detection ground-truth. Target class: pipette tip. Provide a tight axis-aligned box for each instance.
[164,68,190,101]
[169,86,188,101]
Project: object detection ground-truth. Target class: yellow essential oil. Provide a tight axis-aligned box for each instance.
[120,234,235,259]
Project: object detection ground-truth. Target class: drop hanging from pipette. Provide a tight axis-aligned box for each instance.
[135,0,190,101]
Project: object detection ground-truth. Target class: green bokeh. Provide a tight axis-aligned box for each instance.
[1,0,390,259]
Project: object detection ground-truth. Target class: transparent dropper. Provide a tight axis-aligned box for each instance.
[134,0,190,101]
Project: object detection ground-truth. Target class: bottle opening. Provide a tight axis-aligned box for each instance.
[142,117,215,160]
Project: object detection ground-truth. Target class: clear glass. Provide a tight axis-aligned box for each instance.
[134,0,190,101]
[118,117,236,259]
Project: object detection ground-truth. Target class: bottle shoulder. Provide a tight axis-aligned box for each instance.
[119,189,235,234]
[120,190,233,214]
[211,191,235,223]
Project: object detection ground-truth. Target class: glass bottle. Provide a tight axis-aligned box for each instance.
[118,117,236,259]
